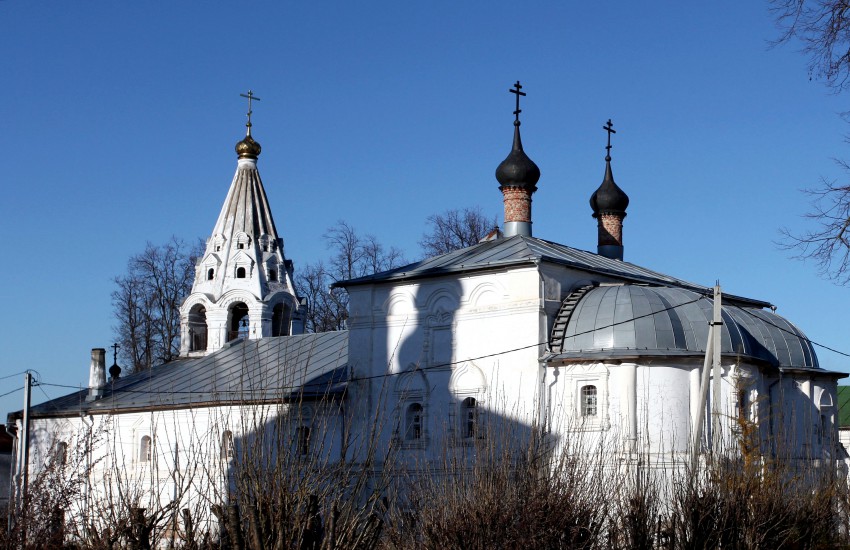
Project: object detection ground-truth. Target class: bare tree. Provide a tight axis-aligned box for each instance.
[781,161,850,283]
[112,237,202,372]
[771,2,850,282]
[296,221,405,333]
[419,207,498,257]
[771,0,850,91]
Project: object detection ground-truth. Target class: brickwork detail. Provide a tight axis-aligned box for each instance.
[597,213,623,246]
[502,187,532,223]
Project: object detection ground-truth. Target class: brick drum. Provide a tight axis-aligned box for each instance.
[597,213,623,246]
[502,187,532,222]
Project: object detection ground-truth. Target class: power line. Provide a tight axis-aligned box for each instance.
[0,387,24,400]
[737,307,850,358]
[27,293,850,405]
[34,295,710,398]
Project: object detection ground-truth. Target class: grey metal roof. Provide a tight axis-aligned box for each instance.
[335,236,770,308]
[551,285,818,369]
[18,332,349,419]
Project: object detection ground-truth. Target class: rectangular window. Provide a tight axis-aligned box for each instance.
[581,385,597,417]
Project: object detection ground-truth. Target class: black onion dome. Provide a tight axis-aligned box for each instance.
[496,125,540,191]
[590,158,629,216]
[235,133,262,159]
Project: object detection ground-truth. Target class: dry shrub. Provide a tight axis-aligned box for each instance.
[382,426,613,550]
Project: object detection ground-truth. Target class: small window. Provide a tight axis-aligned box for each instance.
[237,243,244,249]
[461,397,477,438]
[140,435,152,462]
[236,267,246,279]
[581,385,597,417]
[55,441,68,466]
[221,430,235,460]
[296,426,310,456]
[406,403,423,441]
[207,268,214,280]
[216,245,221,252]
[269,269,277,282]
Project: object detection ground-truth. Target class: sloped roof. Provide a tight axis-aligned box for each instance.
[335,236,770,308]
[551,285,818,369]
[839,386,850,427]
[14,332,349,419]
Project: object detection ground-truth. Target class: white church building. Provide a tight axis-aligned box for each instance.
[8,86,846,540]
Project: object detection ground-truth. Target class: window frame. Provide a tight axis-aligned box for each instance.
[580,385,597,418]
[139,435,152,463]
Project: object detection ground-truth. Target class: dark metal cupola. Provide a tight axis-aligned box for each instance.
[495,81,540,238]
[590,119,629,260]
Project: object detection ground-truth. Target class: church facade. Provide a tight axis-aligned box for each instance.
[8,86,846,542]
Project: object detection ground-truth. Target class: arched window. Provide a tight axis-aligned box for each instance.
[296,426,310,457]
[406,403,423,440]
[140,435,152,462]
[581,385,597,417]
[55,441,68,466]
[188,305,208,351]
[236,267,246,279]
[272,303,291,337]
[221,430,235,460]
[269,269,277,282]
[228,302,249,341]
[207,268,214,280]
[461,397,477,438]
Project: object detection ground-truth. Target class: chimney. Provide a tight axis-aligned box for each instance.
[495,81,540,238]
[87,348,106,401]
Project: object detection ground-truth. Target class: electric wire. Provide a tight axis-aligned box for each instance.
[736,307,850,358]
[25,293,850,405]
[0,387,24,400]
[33,295,709,398]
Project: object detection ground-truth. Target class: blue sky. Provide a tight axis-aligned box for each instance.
[1,1,849,417]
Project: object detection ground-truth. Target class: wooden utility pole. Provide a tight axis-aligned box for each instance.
[710,284,723,453]
[691,284,723,469]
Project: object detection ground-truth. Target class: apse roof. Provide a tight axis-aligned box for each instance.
[549,285,820,370]
[839,386,850,427]
[336,235,770,308]
[13,332,349,419]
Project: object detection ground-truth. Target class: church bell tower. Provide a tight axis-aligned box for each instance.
[179,91,305,356]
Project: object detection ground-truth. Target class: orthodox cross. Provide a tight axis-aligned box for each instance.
[240,90,261,129]
[603,119,616,159]
[509,81,525,125]
[111,343,120,365]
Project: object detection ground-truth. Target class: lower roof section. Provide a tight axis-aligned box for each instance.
[12,331,349,420]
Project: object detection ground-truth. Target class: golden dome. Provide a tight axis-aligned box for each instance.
[235,132,262,159]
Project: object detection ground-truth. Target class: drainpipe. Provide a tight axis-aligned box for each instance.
[5,422,17,533]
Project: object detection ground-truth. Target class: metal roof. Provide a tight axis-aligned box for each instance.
[335,236,770,308]
[16,332,349,419]
[550,285,818,369]
[839,386,850,427]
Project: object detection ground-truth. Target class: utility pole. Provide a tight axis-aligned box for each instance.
[710,284,723,453]
[14,372,32,538]
[691,283,723,469]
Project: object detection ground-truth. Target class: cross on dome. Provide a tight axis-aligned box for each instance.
[603,119,616,160]
[240,90,262,135]
[509,81,526,126]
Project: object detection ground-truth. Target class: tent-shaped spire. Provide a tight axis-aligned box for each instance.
[179,94,304,356]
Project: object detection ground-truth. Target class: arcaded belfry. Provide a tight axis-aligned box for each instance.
[495,81,541,237]
[179,91,305,356]
[590,119,629,260]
